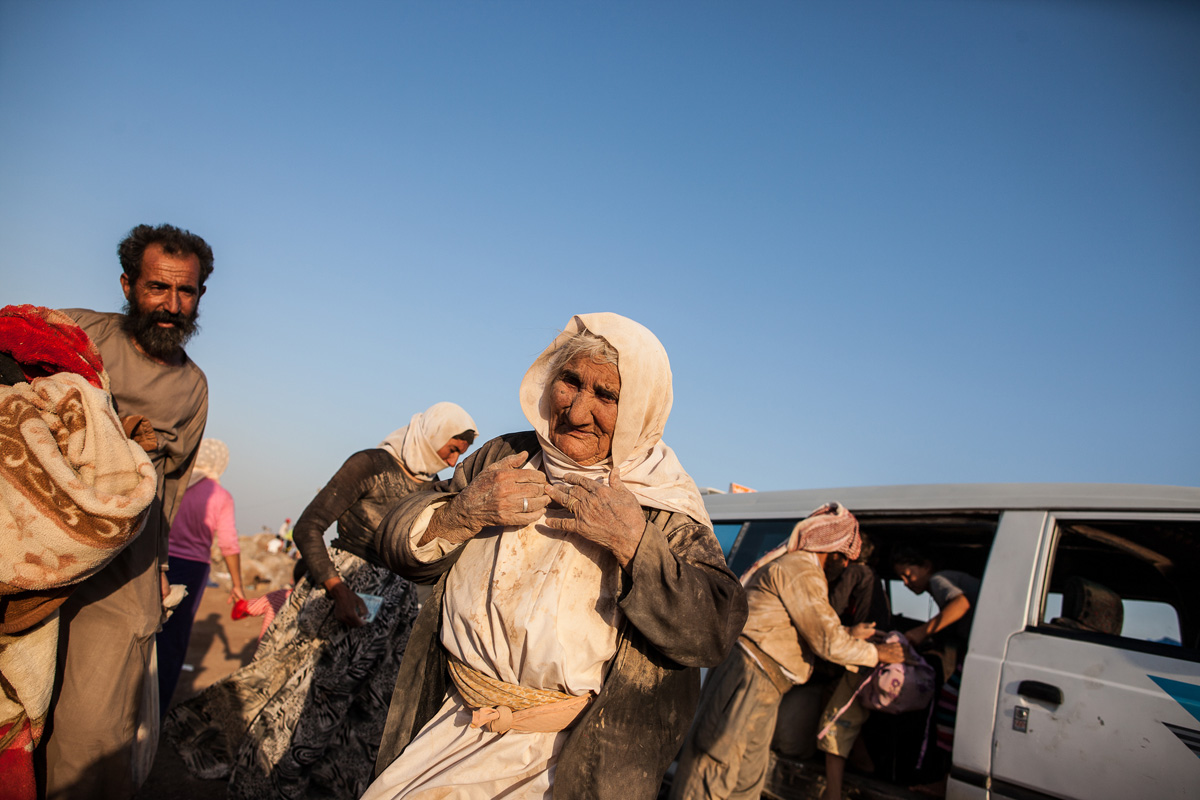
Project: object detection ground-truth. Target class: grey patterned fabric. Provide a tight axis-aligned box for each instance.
[164,551,417,799]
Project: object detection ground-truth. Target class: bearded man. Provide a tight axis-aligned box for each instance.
[41,224,212,800]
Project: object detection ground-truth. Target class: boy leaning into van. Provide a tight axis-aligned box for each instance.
[819,546,979,798]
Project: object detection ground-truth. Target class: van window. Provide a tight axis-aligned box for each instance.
[1043,593,1183,646]
[720,513,997,606]
[712,523,745,559]
[1036,519,1200,656]
[723,519,795,576]
[888,579,940,623]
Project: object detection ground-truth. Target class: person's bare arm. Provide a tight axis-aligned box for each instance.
[223,551,245,602]
[874,642,905,663]
[905,593,971,645]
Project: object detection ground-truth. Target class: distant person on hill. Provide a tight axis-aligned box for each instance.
[165,402,477,800]
[269,518,294,555]
[156,438,246,718]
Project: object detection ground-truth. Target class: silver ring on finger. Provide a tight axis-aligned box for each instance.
[522,496,529,513]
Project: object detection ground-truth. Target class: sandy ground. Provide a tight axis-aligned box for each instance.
[134,584,266,800]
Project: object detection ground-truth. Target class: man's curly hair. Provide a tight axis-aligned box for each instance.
[117,224,214,286]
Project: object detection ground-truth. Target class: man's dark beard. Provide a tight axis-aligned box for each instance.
[121,301,200,360]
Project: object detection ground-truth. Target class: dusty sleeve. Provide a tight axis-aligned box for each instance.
[406,500,456,562]
[293,451,378,585]
[211,489,239,556]
[779,561,878,669]
[376,433,536,585]
[617,510,747,668]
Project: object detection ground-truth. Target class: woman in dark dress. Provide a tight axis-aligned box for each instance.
[165,402,476,800]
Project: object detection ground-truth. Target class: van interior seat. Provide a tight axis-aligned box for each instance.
[1049,576,1124,636]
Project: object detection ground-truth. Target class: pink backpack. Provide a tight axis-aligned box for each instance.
[817,633,935,741]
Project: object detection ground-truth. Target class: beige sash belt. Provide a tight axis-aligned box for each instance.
[447,654,594,734]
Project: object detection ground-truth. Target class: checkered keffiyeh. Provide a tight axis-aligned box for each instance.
[739,502,860,585]
[790,502,861,559]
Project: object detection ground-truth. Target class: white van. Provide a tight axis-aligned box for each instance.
[704,483,1200,800]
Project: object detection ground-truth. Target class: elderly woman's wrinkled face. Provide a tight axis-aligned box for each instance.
[548,354,620,466]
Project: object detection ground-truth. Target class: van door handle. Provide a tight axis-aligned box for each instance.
[1018,680,1063,705]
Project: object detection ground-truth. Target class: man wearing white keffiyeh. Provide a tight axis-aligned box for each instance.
[366,313,746,800]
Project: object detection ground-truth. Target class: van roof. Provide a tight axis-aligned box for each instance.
[704,483,1200,520]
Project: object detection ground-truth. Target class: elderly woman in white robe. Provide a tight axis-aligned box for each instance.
[364,313,747,800]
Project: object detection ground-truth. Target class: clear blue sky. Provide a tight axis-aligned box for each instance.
[3,0,1197,533]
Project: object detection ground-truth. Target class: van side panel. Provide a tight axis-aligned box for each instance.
[992,633,1200,798]
[952,511,1047,793]
[946,780,989,800]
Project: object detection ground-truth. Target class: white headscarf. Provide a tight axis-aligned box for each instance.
[379,402,478,481]
[519,312,711,527]
[188,438,229,487]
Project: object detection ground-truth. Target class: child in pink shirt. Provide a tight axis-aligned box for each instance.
[157,439,246,717]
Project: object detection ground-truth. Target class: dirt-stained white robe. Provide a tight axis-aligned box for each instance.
[363,480,621,800]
